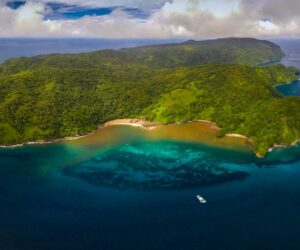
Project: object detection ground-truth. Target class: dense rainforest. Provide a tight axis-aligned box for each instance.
[0,37,299,156]
[120,38,284,68]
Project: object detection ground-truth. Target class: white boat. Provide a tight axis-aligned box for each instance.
[197,195,206,204]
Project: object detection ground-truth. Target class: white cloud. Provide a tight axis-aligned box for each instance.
[14,2,48,35]
[0,1,48,37]
[258,20,280,34]
[1,0,300,38]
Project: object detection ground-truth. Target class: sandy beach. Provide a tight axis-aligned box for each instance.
[2,117,297,158]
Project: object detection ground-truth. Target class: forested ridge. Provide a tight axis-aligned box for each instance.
[120,37,284,68]
[0,37,299,155]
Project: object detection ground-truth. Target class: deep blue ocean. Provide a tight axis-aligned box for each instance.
[1,38,300,250]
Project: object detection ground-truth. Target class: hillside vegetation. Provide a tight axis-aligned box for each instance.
[120,38,284,68]
[0,38,299,156]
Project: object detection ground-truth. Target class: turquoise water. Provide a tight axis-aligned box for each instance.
[276,79,300,96]
[1,127,300,250]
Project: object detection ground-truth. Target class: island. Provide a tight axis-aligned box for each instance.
[0,37,299,157]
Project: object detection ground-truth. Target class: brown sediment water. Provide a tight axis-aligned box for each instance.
[67,121,253,153]
[147,122,253,152]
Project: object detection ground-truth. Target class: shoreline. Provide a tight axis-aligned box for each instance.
[268,139,300,152]
[0,119,158,149]
[274,78,300,89]
[0,118,298,158]
[0,134,94,149]
[103,119,161,130]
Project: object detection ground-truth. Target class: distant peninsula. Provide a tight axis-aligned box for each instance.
[0,37,299,156]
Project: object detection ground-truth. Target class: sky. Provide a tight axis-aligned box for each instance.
[0,0,300,38]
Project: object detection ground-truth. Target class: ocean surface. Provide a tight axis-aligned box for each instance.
[272,38,300,69]
[271,39,300,97]
[1,38,300,250]
[0,38,183,62]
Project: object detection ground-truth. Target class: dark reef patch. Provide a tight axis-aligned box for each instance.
[63,141,249,190]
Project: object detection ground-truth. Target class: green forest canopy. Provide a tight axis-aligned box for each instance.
[0,37,299,156]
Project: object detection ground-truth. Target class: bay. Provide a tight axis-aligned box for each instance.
[1,38,300,250]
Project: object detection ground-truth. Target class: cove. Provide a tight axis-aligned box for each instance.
[2,124,300,249]
[276,79,300,96]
